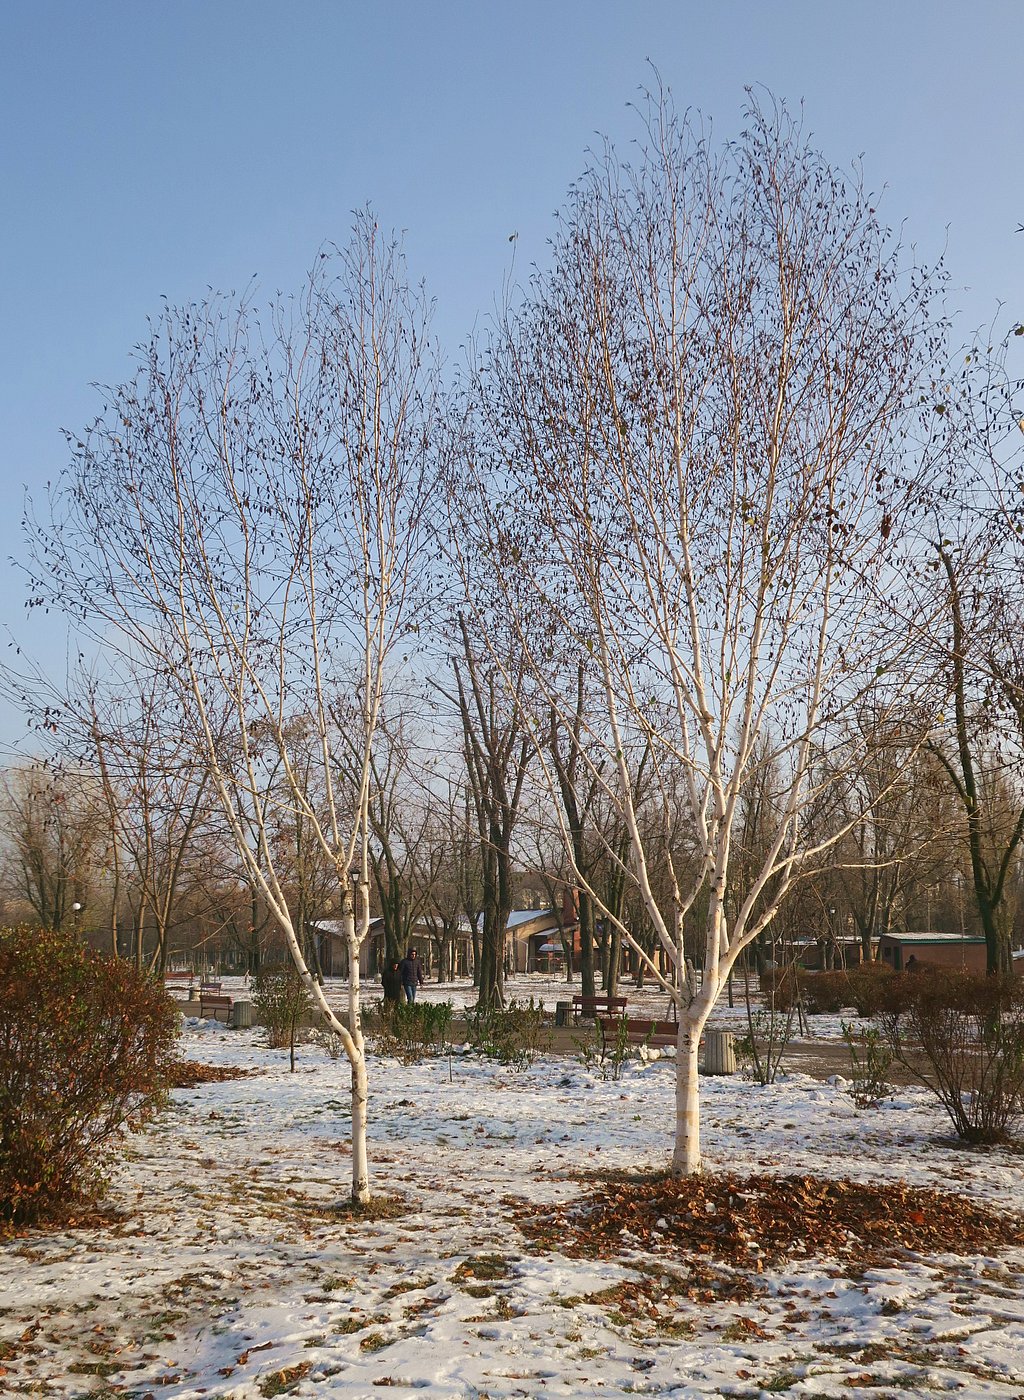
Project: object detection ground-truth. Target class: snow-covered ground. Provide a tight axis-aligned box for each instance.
[3,1010,1024,1399]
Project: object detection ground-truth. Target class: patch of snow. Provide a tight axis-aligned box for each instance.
[3,1012,1024,1397]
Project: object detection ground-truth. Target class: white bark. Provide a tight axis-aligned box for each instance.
[345,887,369,1202]
[25,220,439,1202]
[464,91,943,1174]
[673,1018,703,1176]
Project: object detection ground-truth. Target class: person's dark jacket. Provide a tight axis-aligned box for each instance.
[381,962,403,1001]
[398,954,423,988]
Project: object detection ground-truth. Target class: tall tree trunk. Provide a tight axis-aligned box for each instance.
[578,889,596,998]
[672,1022,702,1175]
[938,547,1019,974]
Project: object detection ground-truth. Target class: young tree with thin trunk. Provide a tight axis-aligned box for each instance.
[90,680,213,972]
[547,666,602,997]
[927,542,1024,972]
[466,89,942,1173]
[441,617,532,1009]
[917,321,1024,971]
[24,219,441,1201]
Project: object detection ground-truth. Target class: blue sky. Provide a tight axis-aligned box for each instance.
[1,1,1022,749]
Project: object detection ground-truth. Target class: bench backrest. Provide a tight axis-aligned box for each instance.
[573,994,627,1010]
[599,1015,677,1043]
[200,995,232,1010]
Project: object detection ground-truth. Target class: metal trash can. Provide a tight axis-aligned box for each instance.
[555,1001,571,1028]
[230,999,253,1030]
[704,1029,736,1075]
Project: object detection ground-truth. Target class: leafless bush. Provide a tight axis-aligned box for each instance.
[879,971,1024,1144]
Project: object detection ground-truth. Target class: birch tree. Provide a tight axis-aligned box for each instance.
[24,218,441,1201]
[467,91,942,1173]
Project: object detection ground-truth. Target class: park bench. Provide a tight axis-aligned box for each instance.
[199,978,222,993]
[597,1015,678,1053]
[572,994,628,1022]
[198,992,233,1022]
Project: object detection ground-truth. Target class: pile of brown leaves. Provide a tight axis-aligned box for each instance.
[166,1061,258,1089]
[0,1203,132,1244]
[518,1171,1024,1270]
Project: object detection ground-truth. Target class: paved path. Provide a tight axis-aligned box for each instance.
[453,1017,921,1086]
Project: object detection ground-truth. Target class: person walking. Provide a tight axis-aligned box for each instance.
[398,948,424,1003]
[381,958,403,1002]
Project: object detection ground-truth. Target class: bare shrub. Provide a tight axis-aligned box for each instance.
[758,968,803,1012]
[371,1000,453,1062]
[465,998,548,1070]
[841,1020,894,1107]
[738,1005,795,1085]
[801,964,899,1017]
[801,972,851,1015]
[251,965,313,1071]
[308,1025,345,1061]
[0,926,179,1222]
[879,971,1024,1143]
[845,963,900,1017]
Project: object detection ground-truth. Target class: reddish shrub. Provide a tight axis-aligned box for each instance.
[759,968,804,1011]
[801,972,850,1014]
[793,964,901,1017]
[846,962,899,1017]
[0,926,179,1222]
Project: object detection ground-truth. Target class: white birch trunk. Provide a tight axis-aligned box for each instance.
[350,1054,370,1202]
[346,907,369,1203]
[672,1018,703,1175]
[273,896,369,1202]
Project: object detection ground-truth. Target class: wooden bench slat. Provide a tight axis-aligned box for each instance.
[572,994,628,1021]
[597,1016,678,1050]
[198,994,233,1021]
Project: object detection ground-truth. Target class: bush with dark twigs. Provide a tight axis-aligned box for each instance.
[797,964,899,1017]
[465,998,548,1069]
[574,1015,633,1081]
[308,1024,345,1060]
[740,966,796,1084]
[372,999,453,1061]
[758,967,803,1011]
[879,970,1024,1144]
[737,1004,795,1085]
[844,962,902,1017]
[841,1019,893,1107]
[0,925,179,1223]
[800,971,849,1014]
[251,964,314,1070]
